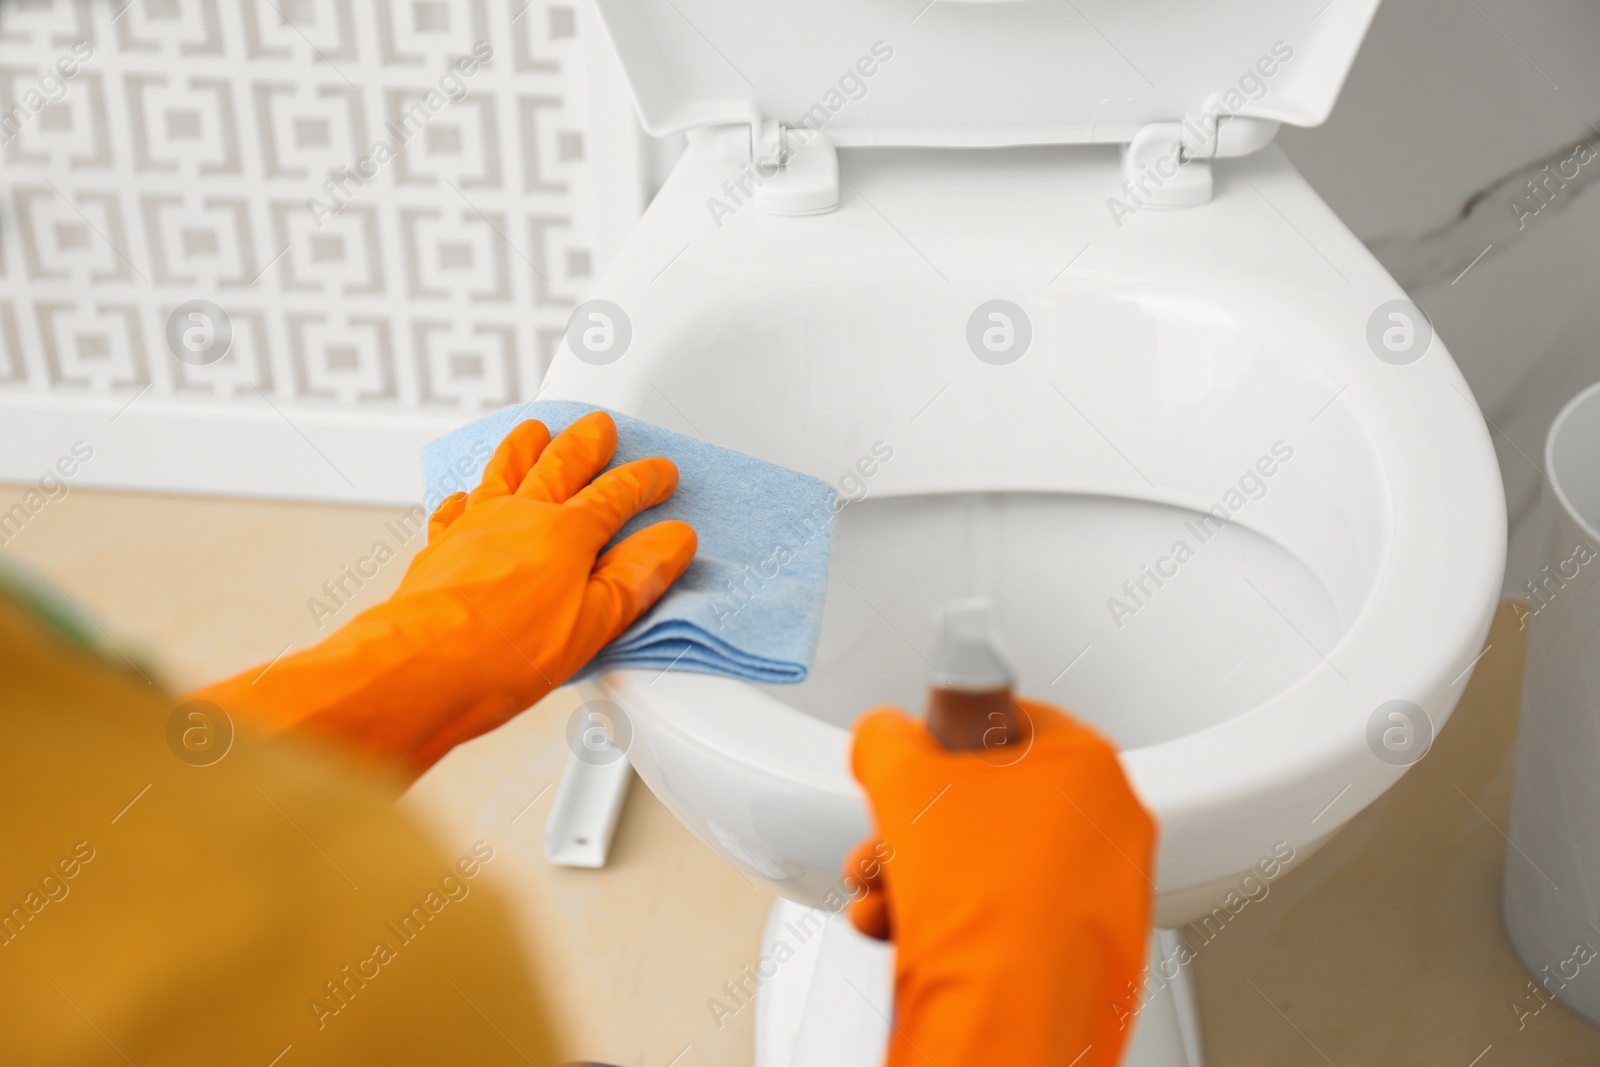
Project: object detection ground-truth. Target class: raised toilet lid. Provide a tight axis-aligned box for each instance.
[590,0,1381,146]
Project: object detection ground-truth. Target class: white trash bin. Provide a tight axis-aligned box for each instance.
[1505,379,1600,1024]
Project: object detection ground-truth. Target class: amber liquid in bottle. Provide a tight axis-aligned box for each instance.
[923,598,1029,753]
[924,685,1029,752]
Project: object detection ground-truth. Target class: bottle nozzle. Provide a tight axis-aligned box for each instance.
[929,597,1017,692]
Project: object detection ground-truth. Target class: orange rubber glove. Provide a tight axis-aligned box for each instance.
[187,411,696,779]
[844,700,1157,1067]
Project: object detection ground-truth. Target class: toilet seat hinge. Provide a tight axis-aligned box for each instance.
[693,117,841,217]
[1121,122,1215,209]
[1120,110,1283,211]
[751,120,840,216]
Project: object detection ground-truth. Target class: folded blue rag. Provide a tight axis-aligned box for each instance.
[422,401,837,684]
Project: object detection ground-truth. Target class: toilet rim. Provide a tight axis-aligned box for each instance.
[591,347,1505,841]
[545,144,1506,890]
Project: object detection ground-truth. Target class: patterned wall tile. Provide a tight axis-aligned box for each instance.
[0,0,632,417]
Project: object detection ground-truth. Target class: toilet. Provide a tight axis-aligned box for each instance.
[546,1,1506,1062]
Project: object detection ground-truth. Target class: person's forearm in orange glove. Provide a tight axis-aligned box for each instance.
[844,701,1157,1067]
[187,411,696,781]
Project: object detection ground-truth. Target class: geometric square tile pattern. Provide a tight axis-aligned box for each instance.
[0,0,629,421]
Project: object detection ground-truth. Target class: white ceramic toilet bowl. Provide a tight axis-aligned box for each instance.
[547,141,1504,930]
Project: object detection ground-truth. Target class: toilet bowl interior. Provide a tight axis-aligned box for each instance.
[760,487,1355,750]
[622,273,1396,754]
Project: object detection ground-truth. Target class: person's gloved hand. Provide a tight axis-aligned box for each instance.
[843,700,1156,1067]
[187,411,696,779]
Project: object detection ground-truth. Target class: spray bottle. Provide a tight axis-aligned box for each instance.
[924,598,1029,753]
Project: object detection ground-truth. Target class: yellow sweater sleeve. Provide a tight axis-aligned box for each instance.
[0,594,565,1066]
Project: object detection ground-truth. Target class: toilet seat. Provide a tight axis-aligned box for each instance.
[548,140,1505,920]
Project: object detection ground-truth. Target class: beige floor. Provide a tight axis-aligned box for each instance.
[4,484,1599,1066]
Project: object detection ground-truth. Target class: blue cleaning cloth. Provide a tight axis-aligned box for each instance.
[423,401,837,684]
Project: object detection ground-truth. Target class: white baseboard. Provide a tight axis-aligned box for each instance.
[0,391,471,508]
